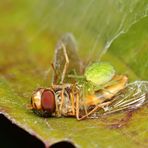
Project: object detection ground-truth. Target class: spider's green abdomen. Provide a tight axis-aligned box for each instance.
[84,62,115,85]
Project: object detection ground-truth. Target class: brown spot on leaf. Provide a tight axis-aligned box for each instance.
[101,111,134,129]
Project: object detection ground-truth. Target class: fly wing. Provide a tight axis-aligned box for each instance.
[102,81,148,115]
[87,81,148,118]
[53,33,83,84]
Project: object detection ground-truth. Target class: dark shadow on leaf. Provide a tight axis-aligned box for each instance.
[0,114,45,148]
[50,141,76,148]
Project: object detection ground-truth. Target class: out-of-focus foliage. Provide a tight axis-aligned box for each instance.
[0,0,148,147]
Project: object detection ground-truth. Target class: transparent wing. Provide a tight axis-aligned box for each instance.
[89,81,148,118]
[53,33,83,84]
[103,81,148,113]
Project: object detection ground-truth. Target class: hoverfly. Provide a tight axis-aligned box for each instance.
[31,33,148,120]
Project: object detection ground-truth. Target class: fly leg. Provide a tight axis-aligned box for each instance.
[69,94,75,115]
[71,83,80,116]
[52,84,66,117]
[50,63,58,84]
[59,85,65,113]
[76,100,112,120]
[76,93,81,120]
[60,42,69,84]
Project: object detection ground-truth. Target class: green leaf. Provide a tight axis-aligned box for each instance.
[0,1,148,147]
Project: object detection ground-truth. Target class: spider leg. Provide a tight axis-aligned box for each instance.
[60,42,69,84]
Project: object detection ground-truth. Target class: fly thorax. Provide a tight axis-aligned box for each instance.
[54,88,73,117]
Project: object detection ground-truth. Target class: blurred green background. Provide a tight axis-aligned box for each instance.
[1,0,148,80]
[0,0,148,147]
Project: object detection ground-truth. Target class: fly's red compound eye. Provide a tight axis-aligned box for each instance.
[41,90,56,115]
